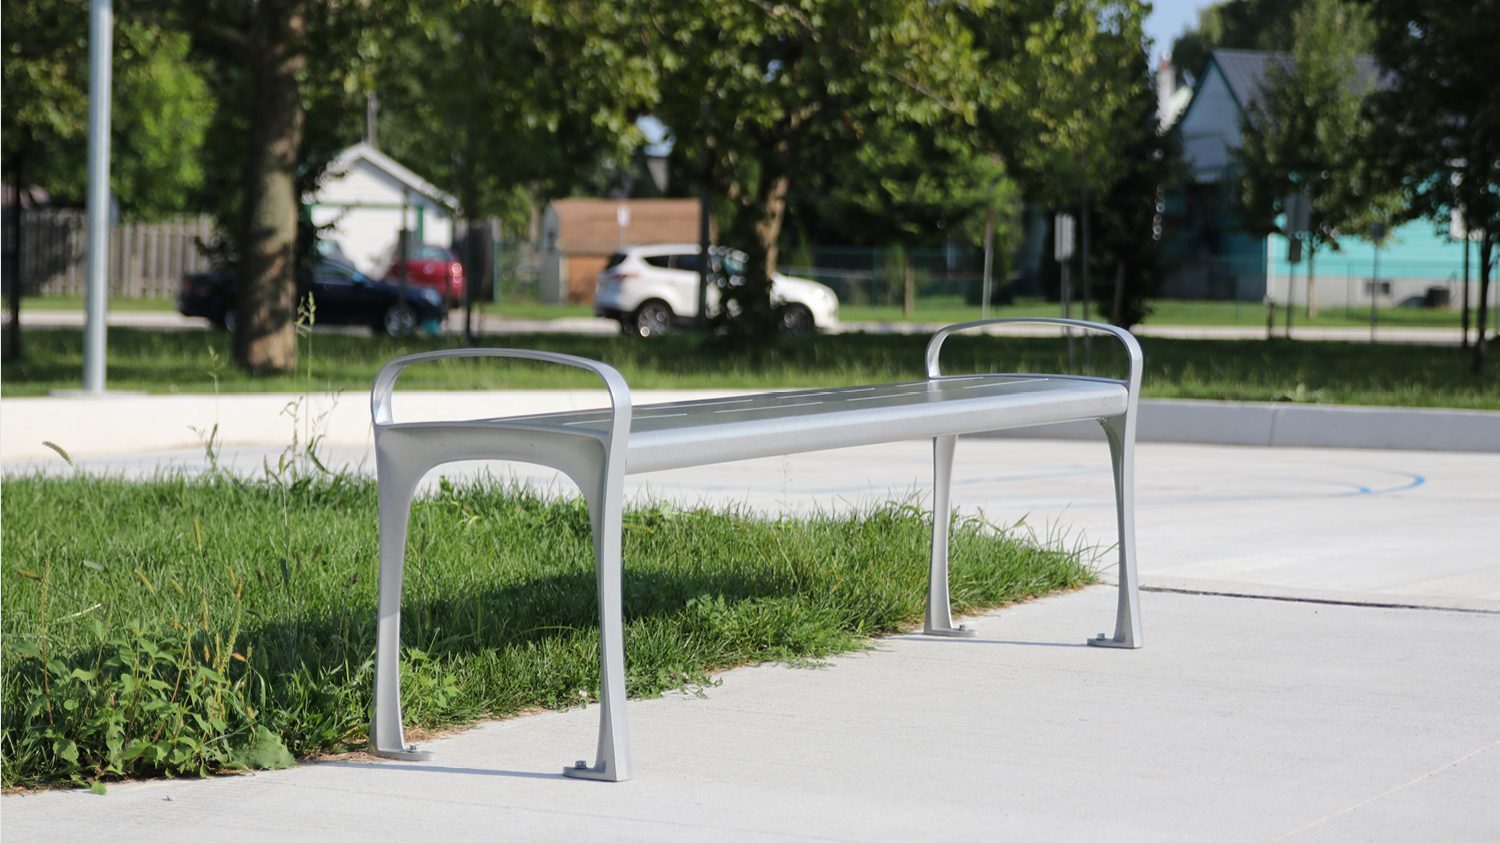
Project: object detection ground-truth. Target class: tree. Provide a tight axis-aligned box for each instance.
[179,1,415,373]
[1361,0,1500,374]
[1169,0,1306,85]
[2,1,214,361]
[651,0,983,340]
[1091,38,1182,328]
[374,1,656,337]
[806,120,1012,248]
[1232,0,1378,320]
[971,0,1153,325]
[793,117,1021,315]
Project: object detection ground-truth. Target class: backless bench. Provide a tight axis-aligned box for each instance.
[368,318,1143,781]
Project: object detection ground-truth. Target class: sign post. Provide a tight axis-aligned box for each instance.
[1283,194,1310,339]
[1055,212,1076,366]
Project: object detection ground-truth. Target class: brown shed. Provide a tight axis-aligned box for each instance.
[540,199,710,304]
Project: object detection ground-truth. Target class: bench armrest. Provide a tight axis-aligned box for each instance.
[925,318,1143,401]
[371,348,633,451]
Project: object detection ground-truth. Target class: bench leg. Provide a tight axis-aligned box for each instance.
[1089,414,1142,649]
[563,455,633,782]
[925,435,975,637]
[370,451,434,761]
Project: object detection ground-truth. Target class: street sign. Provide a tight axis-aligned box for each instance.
[1284,193,1310,234]
[1054,213,1075,262]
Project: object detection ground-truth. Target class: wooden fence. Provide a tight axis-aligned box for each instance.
[2,208,217,299]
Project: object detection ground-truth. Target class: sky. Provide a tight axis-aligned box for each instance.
[1145,0,1219,65]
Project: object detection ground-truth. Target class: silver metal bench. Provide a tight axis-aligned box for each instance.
[368,318,1143,781]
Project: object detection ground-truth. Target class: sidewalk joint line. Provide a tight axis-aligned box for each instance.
[1271,738,1500,840]
[1140,585,1500,615]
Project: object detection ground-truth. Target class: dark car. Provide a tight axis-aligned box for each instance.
[178,257,446,336]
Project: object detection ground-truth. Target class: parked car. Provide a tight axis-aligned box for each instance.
[382,244,465,307]
[594,243,839,337]
[177,257,447,336]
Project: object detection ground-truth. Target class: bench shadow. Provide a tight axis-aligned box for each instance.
[890,635,1090,649]
[324,760,566,781]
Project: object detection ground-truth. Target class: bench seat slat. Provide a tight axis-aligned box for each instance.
[385,375,1128,475]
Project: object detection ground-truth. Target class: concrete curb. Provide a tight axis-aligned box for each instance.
[988,398,1500,452]
[3,390,1497,462]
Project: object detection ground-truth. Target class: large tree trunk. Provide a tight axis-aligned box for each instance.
[1461,235,1471,349]
[234,0,306,374]
[738,169,790,339]
[1474,233,1492,376]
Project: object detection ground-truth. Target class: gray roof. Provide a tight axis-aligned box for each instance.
[1211,48,1383,114]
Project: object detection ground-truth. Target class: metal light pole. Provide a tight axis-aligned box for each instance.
[82,0,114,393]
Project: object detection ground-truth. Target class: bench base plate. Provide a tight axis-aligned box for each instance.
[372,745,434,762]
[923,623,977,638]
[1086,634,1140,649]
[565,761,619,781]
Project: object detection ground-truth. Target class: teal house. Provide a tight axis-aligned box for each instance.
[1164,49,1477,309]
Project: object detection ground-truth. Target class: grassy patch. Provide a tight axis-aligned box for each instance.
[21,294,176,313]
[4,327,1496,408]
[24,292,1468,329]
[837,295,1468,328]
[0,472,1089,788]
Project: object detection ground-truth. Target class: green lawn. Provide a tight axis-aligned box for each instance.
[22,294,177,312]
[23,292,1470,329]
[4,327,1496,408]
[0,473,1088,787]
[838,295,1468,328]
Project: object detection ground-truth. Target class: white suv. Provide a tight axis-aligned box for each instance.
[594,243,839,337]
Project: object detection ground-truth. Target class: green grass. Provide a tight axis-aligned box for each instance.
[838,295,1468,328]
[3,327,1496,408]
[476,300,594,320]
[21,294,176,313]
[0,471,1089,788]
[24,292,1470,329]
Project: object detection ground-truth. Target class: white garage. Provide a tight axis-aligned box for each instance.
[306,142,458,277]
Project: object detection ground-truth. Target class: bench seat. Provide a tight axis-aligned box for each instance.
[390,375,1128,474]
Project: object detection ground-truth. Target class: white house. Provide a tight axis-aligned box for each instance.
[305,143,458,276]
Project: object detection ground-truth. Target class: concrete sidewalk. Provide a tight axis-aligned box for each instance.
[5,390,1499,836]
[5,587,1497,840]
[3,389,1496,465]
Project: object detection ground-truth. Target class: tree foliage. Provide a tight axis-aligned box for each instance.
[1360,0,1500,372]
[1089,38,1180,327]
[2,2,214,220]
[1169,0,1303,85]
[975,0,1149,207]
[1231,0,1387,319]
[970,0,1161,326]
[375,1,658,233]
[650,0,984,339]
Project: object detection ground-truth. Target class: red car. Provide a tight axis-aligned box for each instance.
[384,244,465,307]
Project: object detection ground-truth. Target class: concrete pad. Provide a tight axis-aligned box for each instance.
[994,399,1500,453]
[5,587,1497,840]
